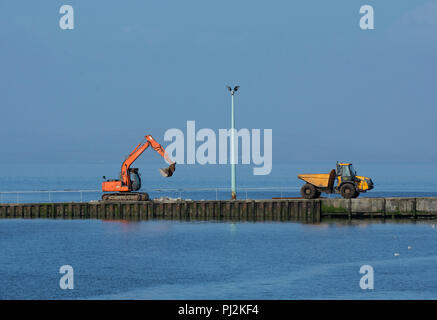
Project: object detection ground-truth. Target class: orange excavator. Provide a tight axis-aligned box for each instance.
[101,135,176,201]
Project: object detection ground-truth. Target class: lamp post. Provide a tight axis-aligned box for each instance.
[227,85,239,200]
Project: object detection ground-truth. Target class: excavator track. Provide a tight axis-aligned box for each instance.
[101,192,150,201]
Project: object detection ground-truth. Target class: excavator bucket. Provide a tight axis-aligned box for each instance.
[159,163,176,177]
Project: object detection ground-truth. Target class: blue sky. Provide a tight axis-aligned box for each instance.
[1,0,436,166]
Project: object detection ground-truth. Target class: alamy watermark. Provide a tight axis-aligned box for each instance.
[58,4,375,31]
[359,265,374,290]
[59,5,74,30]
[360,5,374,30]
[59,265,74,290]
[164,121,272,175]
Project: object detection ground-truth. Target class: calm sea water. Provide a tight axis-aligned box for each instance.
[1,163,437,299]
[0,219,437,299]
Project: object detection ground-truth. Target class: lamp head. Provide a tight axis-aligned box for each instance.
[226,85,239,95]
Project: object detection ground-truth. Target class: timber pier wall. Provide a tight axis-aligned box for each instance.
[1,197,437,221]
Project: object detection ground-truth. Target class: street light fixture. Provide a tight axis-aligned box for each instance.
[227,85,239,200]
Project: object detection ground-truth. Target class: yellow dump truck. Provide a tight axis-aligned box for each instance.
[298,162,374,199]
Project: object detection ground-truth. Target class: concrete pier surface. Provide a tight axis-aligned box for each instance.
[1,197,437,222]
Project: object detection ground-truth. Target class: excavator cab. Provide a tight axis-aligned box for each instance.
[128,168,141,191]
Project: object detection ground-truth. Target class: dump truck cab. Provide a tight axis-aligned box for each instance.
[336,162,373,195]
[298,162,374,199]
[336,162,355,185]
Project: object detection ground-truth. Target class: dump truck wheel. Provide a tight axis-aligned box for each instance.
[352,192,360,199]
[314,190,321,199]
[301,184,317,199]
[340,183,357,199]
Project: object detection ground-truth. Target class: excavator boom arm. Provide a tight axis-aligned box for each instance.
[145,135,173,164]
